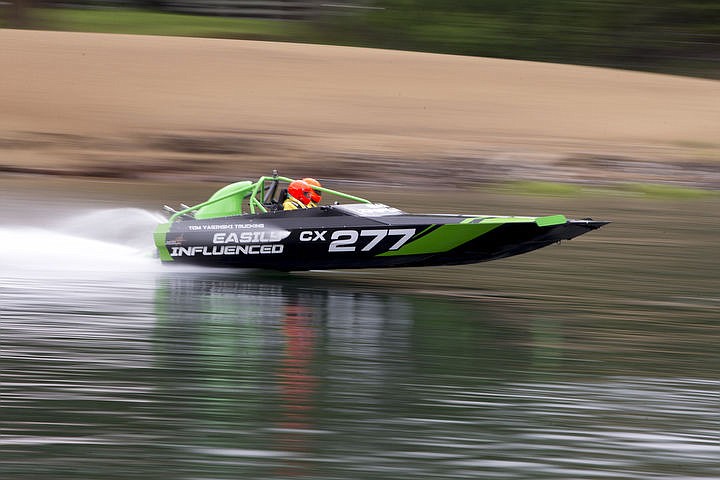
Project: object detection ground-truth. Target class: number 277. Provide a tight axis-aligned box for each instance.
[329,229,415,252]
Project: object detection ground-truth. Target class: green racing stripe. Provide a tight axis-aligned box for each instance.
[535,214,567,227]
[378,223,501,257]
[378,214,567,257]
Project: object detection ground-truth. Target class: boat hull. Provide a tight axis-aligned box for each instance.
[154,206,607,271]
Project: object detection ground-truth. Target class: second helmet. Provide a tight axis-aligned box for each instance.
[302,177,322,204]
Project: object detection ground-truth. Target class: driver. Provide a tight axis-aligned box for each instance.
[283,180,313,210]
[302,177,322,207]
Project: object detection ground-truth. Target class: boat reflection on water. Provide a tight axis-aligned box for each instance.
[151,272,528,478]
[275,302,316,477]
[4,268,718,479]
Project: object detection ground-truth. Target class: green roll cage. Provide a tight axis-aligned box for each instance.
[167,174,371,223]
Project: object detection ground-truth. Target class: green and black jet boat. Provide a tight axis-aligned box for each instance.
[154,173,608,271]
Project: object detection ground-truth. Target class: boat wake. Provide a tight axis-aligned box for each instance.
[0,208,167,276]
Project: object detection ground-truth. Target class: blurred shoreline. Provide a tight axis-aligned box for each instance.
[1,29,718,190]
[1,128,718,190]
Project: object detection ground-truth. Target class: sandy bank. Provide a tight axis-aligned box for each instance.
[1,29,718,186]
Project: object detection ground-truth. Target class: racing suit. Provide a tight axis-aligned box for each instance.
[283,196,308,210]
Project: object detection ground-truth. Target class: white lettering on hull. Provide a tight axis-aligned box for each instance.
[213,230,289,244]
[170,244,284,257]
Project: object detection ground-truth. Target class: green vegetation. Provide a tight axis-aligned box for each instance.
[496,181,718,199]
[25,8,309,40]
[3,1,719,78]
[344,0,720,78]
[622,183,720,199]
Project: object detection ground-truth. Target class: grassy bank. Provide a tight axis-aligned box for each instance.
[498,182,720,199]
[13,8,309,40]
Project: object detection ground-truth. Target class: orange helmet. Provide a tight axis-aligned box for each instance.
[287,180,312,205]
[302,177,322,204]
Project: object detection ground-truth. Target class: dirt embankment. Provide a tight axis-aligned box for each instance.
[1,29,719,187]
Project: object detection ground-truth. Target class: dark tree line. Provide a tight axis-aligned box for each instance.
[315,0,720,75]
[4,0,719,76]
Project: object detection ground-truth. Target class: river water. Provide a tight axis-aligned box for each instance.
[1,178,718,479]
